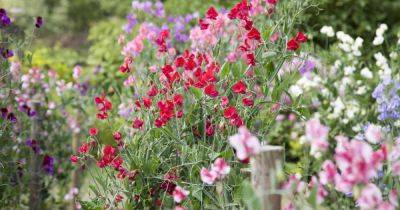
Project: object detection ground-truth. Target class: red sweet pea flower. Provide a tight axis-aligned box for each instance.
[266,0,278,5]
[224,106,238,119]
[232,80,247,94]
[242,97,254,106]
[70,155,78,163]
[94,96,112,120]
[156,29,170,53]
[287,38,299,51]
[247,27,261,41]
[206,7,218,20]
[204,84,219,98]
[206,121,215,136]
[295,31,308,43]
[89,127,98,136]
[132,118,144,129]
[246,53,256,66]
[173,94,184,106]
[143,97,152,109]
[78,143,90,154]
[228,0,250,20]
[113,132,122,141]
[199,18,209,30]
[147,85,158,97]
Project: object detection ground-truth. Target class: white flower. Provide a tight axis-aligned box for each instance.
[344,66,355,75]
[373,36,384,46]
[390,52,398,59]
[289,85,303,97]
[360,68,373,79]
[320,26,335,37]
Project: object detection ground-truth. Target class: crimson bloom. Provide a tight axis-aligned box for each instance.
[232,80,247,94]
[89,127,98,136]
[287,38,299,51]
[204,84,219,98]
[206,7,218,20]
[295,31,308,43]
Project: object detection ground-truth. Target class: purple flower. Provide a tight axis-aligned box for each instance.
[299,60,315,76]
[1,48,14,59]
[372,78,400,121]
[0,8,11,27]
[26,139,41,154]
[35,16,43,28]
[7,112,17,123]
[42,155,54,175]
[123,14,137,33]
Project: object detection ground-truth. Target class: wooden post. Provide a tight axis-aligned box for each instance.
[29,103,42,210]
[251,145,284,210]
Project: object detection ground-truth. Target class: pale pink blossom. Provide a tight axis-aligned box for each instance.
[200,168,218,184]
[365,124,383,144]
[211,158,230,179]
[73,65,82,79]
[174,206,187,210]
[172,186,189,203]
[228,126,261,161]
[123,75,136,87]
[389,189,398,207]
[377,202,395,210]
[391,161,400,176]
[305,119,329,157]
[357,183,382,210]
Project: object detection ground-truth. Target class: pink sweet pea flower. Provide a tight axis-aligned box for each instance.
[365,124,383,144]
[334,138,382,192]
[172,186,189,203]
[305,119,329,157]
[211,158,230,179]
[389,189,398,207]
[319,160,337,185]
[228,126,261,162]
[200,168,218,184]
[377,202,395,210]
[357,183,382,210]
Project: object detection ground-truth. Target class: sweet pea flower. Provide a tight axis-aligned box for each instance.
[172,186,189,203]
[228,126,261,162]
[365,124,383,144]
[305,119,329,157]
[211,158,230,179]
[357,183,382,210]
[200,168,218,184]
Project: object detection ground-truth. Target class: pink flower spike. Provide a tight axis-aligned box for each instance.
[172,186,189,203]
[200,168,218,184]
[211,158,230,179]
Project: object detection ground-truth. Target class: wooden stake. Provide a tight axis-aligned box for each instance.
[29,103,42,210]
[251,145,284,210]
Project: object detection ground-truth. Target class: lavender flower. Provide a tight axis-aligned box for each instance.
[372,77,400,121]
[299,60,315,76]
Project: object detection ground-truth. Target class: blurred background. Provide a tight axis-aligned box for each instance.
[1,0,399,78]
